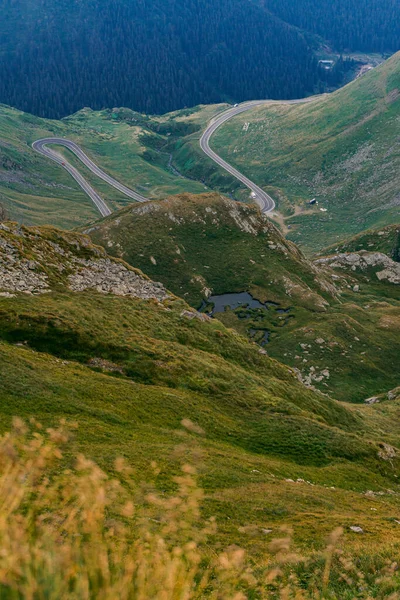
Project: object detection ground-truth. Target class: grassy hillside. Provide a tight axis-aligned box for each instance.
[2,221,400,559]
[0,103,226,228]
[87,193,336,309]
[87,193,400,402]
[323,223,400,261]
[207,52,400,252]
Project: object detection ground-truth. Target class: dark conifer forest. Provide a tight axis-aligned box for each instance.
[261,0,400,53]
[0,0,399,119]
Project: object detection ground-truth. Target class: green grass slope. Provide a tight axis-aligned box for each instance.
[323,223,400,261]
[0,103,225,228]
[1,222,400,553]
[87,193,336,309]
[87,193,400,402]
[208,52,400,252]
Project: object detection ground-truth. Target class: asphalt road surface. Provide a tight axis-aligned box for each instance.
[200,98,318,213]
[32,138,149,217]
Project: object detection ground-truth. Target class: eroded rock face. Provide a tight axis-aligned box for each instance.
[315,251,400,284]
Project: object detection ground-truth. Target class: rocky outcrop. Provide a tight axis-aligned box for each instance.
[180,309,211,322]
[293,365,330,389]
[0,228,49,294]
[69,259,168,300]
[315,251,400,284]
[0,263,49,295]
[364,387,400,404]
[378,443,397,461]
[0,223,169,301]
[388,387,400,401]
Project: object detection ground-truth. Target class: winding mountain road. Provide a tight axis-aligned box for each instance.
[33,97,319,217]
[32,138,148,217]
[200,97,319,213]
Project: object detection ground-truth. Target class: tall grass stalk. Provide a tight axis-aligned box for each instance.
[0,418,399,599]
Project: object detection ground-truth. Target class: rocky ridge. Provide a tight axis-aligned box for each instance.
[0,222,168,301]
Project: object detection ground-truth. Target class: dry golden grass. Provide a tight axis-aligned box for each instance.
[0,418,400,599]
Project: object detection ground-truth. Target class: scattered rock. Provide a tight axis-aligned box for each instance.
[88,358,124,374]
[294,364,330,388]
[378,443,397,461]
[180,310,211,322]
[388,388,400,401]
[365,396,379,405]
[0,224,169,302]
[0,256,50,294]
[350,526,364,534]
[228,202,259,235]
[69,259,168,301]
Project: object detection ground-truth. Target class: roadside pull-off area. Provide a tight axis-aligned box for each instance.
[32,138,149,217]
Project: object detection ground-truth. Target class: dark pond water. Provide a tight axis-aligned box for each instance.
[200,292,294,347]
[205,292,266,314]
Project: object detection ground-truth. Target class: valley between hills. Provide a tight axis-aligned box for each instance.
[0,48,399,596]
[1,51,399,249]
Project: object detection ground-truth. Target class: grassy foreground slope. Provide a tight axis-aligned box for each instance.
[209,52,400,252]
[0,103,225,228]
[1,221,400,553]
[88,193,400,402]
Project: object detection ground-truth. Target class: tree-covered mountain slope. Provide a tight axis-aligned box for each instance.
[0,0,320,120]
[1,0,398,120]
[1,220,400,553]
[260,0,400,53]
[207,51,400,252]
[86,193,400,402]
